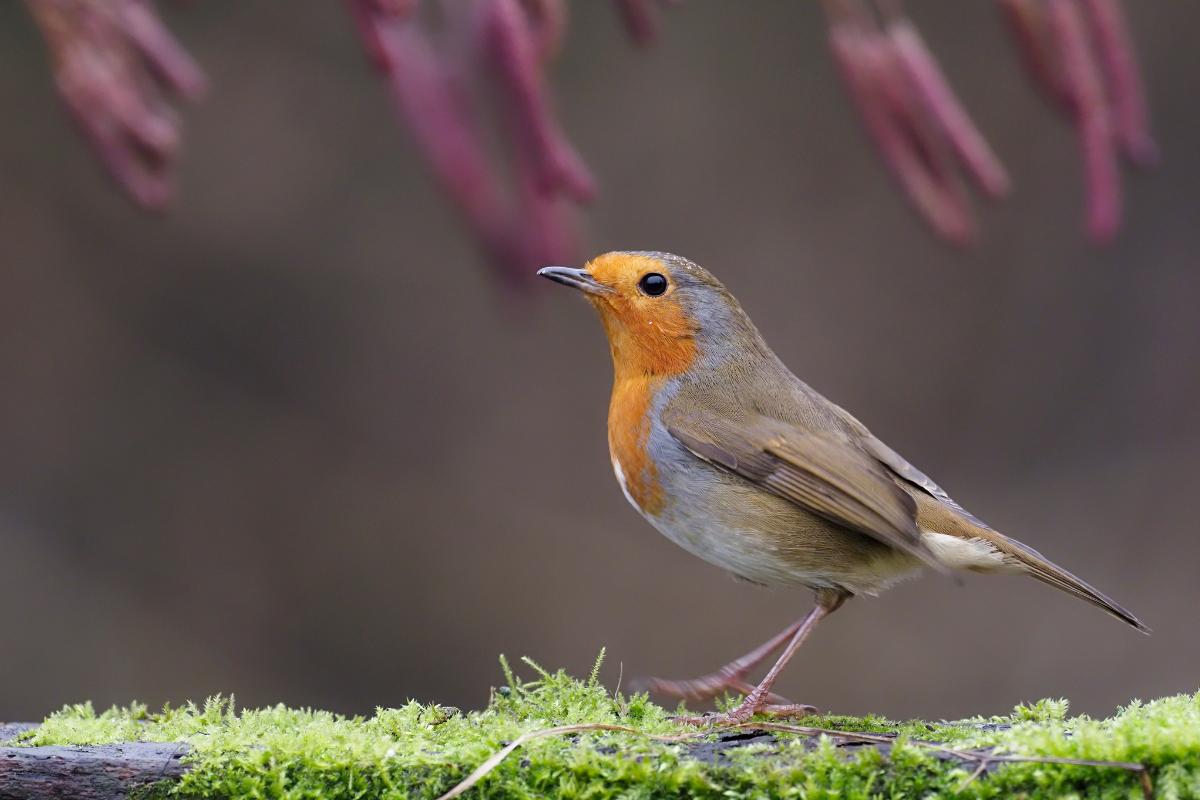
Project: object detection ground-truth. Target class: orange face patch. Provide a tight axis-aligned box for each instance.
[585,253,698,517]
[585,252,698,381]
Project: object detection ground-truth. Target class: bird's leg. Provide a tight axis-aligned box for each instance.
[638,616,807,704]
[673,588,848,727]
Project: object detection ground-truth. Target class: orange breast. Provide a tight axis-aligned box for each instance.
[608,375,666,516]
[588,253,699,518]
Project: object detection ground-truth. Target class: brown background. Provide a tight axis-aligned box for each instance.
[1,3,1197,723]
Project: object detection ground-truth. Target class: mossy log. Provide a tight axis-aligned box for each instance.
[0,719,1161,800]
[0,724,1038,799]
[1,659,1192,799]
[0,729,188,800]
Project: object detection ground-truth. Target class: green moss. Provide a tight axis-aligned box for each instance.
[11,653,1199,799]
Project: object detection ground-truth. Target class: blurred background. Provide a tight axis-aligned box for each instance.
[1,2,1197,724]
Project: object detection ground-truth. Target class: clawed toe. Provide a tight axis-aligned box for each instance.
[670,710,746,727]
[670,701,819,727]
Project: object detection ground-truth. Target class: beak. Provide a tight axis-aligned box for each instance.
[537,266,612,296]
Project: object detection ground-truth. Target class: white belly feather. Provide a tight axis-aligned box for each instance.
[611,457,641,512]
[612,454,917,592]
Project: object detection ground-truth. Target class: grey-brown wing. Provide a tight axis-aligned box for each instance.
[858,431,995,529]
[665,412,948,573]
[827,403,993,528]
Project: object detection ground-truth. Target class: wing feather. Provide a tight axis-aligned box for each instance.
[666,412,948,573]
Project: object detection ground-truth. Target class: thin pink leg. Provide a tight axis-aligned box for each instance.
[639,617,808,704]
[675,589,849,726]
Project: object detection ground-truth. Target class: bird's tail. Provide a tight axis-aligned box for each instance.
[991,532,1150,633]
[914,494,1150,633]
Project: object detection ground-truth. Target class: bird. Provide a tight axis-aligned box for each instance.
[538,250,1148,726]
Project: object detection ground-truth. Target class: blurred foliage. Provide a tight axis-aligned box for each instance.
[21,0,1155,279]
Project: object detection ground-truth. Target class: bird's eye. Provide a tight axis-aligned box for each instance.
[638,272,668,297]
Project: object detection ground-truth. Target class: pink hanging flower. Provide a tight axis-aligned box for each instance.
[611,0,681,46]
[517,0,569,62]
[477,0,596,202]
[825,0,1155,244]
[25,0,207,208]
[824,0,1005,245]
[346,0,599,281]
[1002,0,1156,242]
[24,0,1157,259]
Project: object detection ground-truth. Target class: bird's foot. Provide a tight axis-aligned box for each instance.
[671,701,819,728]
[636,673,790,705]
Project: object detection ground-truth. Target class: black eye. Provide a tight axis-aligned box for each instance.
[638,272,668,297]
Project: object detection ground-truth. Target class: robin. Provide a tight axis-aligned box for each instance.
[538,251,1147,726]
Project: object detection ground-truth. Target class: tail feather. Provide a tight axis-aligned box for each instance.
[913,493,1149,633]
[998,537,1151,634]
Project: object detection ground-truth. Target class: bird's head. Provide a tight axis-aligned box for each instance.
[538,251,763,380]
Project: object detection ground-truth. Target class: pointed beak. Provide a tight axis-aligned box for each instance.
[537,266,612,296]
